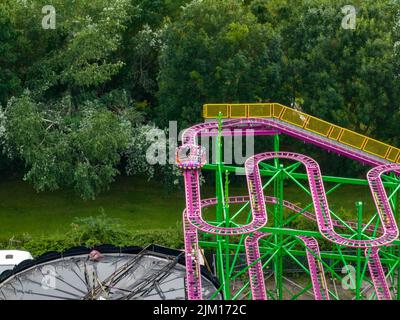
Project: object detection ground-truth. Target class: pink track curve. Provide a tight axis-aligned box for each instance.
[297,236,330,300]
[181,119,394,167]
[179,119,399,300]
[246,152,399,248]
[244,232,269,300]
[183,196,390,300]
[366,248,392,300]
[242,152,398,300]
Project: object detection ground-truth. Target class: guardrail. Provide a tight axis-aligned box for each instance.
[203,103,400,164]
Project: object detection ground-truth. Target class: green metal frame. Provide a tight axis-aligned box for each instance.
[198,117,400,300]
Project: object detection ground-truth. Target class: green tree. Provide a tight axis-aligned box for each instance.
[4,93,131,199]
[0,1,21,106]
[117,0,192,115]
[18,0,132,101]
[0,0,193,197]
[252,0,400,143]
[156,0,286,128]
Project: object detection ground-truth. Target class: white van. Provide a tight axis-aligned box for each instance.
[0,250,33,274]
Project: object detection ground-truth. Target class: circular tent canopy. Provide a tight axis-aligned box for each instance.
[0,244,221,300]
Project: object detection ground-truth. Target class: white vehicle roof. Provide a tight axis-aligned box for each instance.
[0,250,33,265]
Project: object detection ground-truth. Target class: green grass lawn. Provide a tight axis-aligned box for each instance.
[0,174,386,239]
[0,175,187,238]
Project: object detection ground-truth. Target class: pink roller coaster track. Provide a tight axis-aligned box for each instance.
[178,119,400,300]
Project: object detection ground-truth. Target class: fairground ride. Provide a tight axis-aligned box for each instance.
[176,103,400,300]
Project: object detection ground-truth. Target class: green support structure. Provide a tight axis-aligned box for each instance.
[189,112,400,300]
[356,201,363,300]
[273,134,284,299]
[214,112,230,299]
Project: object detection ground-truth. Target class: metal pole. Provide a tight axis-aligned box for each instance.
[273,134,284,299]
[224,170,231,299]
[215,113,228,298]
[195,113,400,300]
[356,201,363,300]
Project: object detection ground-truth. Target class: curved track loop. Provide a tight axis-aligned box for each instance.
[184,196,383,234]
[180,142,399,299]
[181,119,391,167]
[366,248,392,300]
[182,164,267,235]
[244,232,270,300]
[246,152,399,248]
[183,210,203,300]
[244,234,329,300]
[243,152,398,300]
[182,196,389,300]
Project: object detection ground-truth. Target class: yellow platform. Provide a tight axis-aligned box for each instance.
[203,103,400,164]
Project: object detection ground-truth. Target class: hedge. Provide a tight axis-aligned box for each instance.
[0,214,184,257]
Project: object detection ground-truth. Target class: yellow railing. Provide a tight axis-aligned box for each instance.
[203,103,400,164]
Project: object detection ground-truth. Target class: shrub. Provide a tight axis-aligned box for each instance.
[0,214,184,257]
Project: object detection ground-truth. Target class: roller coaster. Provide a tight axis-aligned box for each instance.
[176,103,400,300]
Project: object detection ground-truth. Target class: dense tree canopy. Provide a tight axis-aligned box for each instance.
[0,0,399,198]
[0,1,21,107]
[3,93,131,199]
[265,0,400,144]
[156,0,286,127]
